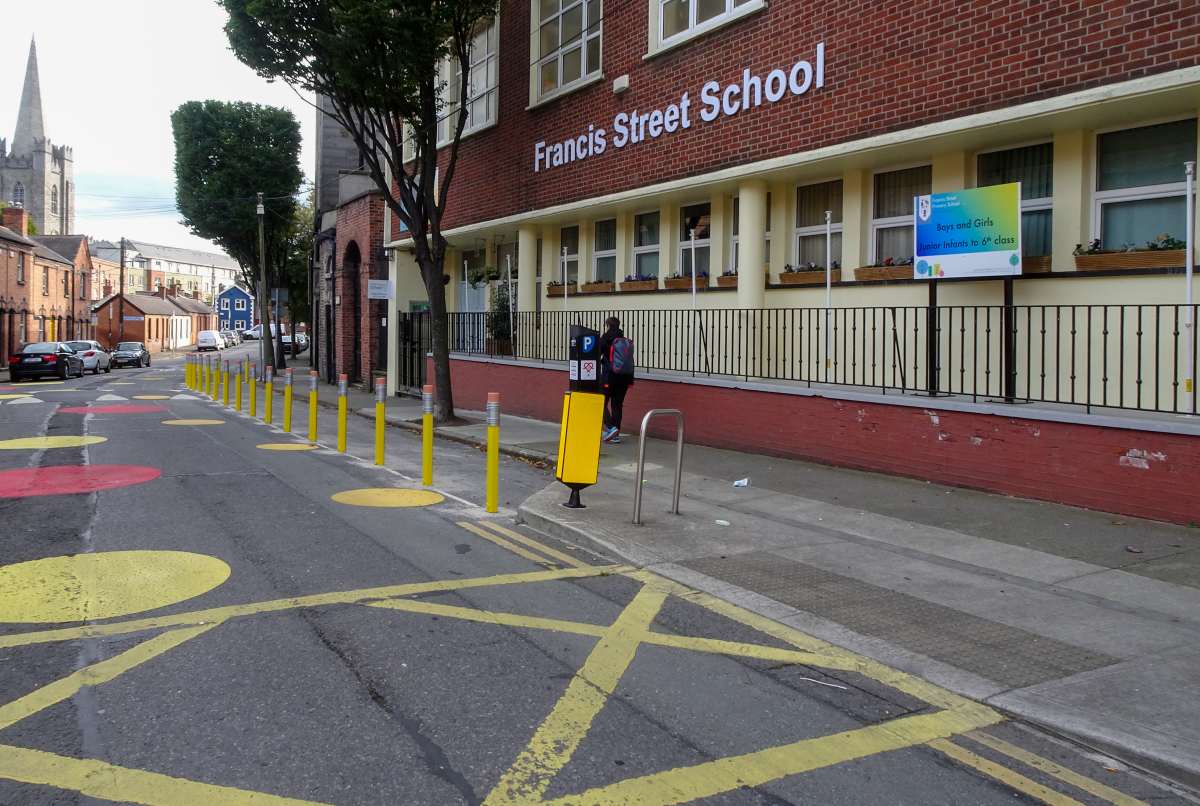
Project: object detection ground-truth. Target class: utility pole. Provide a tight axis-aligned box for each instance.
[118,238,127,342]
[257,193,275,370]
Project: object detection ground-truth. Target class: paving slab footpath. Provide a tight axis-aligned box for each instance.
[274,374,1200,785]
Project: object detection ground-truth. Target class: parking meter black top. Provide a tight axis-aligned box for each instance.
[568,324,602,394]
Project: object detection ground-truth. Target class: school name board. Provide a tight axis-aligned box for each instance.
[533,44,827,173]
[914,183,1022,280]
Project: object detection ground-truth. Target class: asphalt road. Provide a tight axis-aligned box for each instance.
[0,350,1192,805]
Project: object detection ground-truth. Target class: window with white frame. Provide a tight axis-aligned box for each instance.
[633,212,660,278]
[559,225,580,283]
[593,219,616,282]
[978,143,1053,257]
[795,180,842,268]
[679,203,711,278]
[656,0,759,49]
[221,298,229,309]
[16,252,24,283]
[872,165,930,264]
[536,0,602,100]
[729,195,771,272]
[235,298,246,311]
[437,18,499,145]
[1094,119,1197,250]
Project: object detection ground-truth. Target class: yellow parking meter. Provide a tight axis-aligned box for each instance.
[557,325,604,508]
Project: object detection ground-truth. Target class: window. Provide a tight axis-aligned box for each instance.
[679,203,711,278]
[795,180,842,268]
[593,219,617,282]
[977,143,1053,257]
[50,186,59,215]
[872,165,931,264]
[42,266,49,295]
[536,0,602,100]
[730,195,771,272]
[633,212,661,278]
[62,270,69,297]
[656,0,757,48]
[437,18,498,145]
[12,182,24,208]
[1094,119,1197,250]
[79,272,86,299]
[221,298,230,309]
[16,252,25,284]
[235,298,246,311]
[559,225,580,283]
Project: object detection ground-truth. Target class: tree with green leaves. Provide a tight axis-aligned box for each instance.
[221,0,499,421]
[171,100,303,369]
[283,192,314,357]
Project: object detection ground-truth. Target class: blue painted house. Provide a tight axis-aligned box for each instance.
[217,286,254,331]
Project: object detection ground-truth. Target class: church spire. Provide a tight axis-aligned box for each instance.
[12,37,45,155]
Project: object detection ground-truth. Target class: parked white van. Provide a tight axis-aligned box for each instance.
[197,330,223,351]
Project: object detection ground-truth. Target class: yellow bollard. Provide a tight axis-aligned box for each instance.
[244,358,250,386]
[222,361,230,407]
[186,356,192,389]
[264,366,274,425]
[422,384,434,486]
[374,377,386,466]
[249,364,258,418]
[235,369,242,412]
[486,392,500,513]
[283,368,294,433]
[337,373,348,453]
[200,357,207,393]
[210,357,218,400]
[307,371,319,443]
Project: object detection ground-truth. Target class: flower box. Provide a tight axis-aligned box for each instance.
[854,266,914,281]
[664,277,703,290]
[579,281,615,294]
[1022,255,1051,274]
[620,279,659,292]
[1073,249,1186,272]
[779,269,840,286]
[545,283,577,297]
[716,274,738,288]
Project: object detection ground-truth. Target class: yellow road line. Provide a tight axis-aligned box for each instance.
[929,738,1085,806]
[646,632,858,671]
[966,731,1149,806]
[0,565,627,650]
[477,521,588,568]
[457,521,559,568]
[367,598,610,637]
[0,743,328,806]
[485,584,669,805]
[0,623,220,732]
[540,707,1001,805]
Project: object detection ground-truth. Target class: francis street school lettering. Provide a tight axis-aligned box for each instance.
[533,44,826,173]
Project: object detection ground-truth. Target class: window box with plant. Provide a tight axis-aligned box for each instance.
[620,274,659,292]
[854,257,915,281]
[579,281,615,294]
[1073,235,1188,271]
[779,262,840,285]
[545,280,578,297]
[717,270,738,288]
[664,271,708,290]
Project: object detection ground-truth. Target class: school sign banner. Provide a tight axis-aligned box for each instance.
[914,183,1022,279]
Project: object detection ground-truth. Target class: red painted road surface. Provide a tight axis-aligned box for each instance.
[58,404,167,415]
[0,465,162,498]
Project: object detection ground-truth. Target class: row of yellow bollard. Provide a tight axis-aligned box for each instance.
[185,355,499,511]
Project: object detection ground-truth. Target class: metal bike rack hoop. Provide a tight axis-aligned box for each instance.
[632,408,684,526]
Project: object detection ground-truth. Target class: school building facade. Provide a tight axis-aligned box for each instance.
[382,1,1200,523]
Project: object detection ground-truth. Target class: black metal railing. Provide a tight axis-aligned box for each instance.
[395,306,1199,415]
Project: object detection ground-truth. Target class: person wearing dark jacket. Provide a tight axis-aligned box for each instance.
[598,317,633,443]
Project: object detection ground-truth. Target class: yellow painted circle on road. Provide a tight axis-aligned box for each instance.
[0,435,107,450]
[0,550,231,623]
[134,395,170,400]
[331,488,445,508]
[0,394,32,400]
[257,443,317,452]
[162,419,225,426]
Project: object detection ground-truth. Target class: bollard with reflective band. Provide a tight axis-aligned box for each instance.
[200,357,207,393]
[249,365,258,418]
[374,377,386,466]
[486,392,500,513]
[283,369,294,433]
[422,385,434,486]
[244,358,250,386]
[264,366,274,425]
[210,357,219,399]
[307,371,319,443]
[337,374,348,452]
[234,367,242,411]
[222,361,230,407]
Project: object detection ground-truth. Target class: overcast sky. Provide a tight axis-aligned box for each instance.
[0,0,316,254]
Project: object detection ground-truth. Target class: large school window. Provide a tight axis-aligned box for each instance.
[795,180,842,268]
[437,17,499,145]
[535,0,602,102]
[1094,119,1197,250]
[633,211,661,278]
[872,165,931,264]
[593,219,616,282]
[678,203,711,278]
[653,0,762,53]
[977,143,1053,257]
[560,225,580,283]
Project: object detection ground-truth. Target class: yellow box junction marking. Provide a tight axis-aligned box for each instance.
[458,521,562,569]
[0,556,1142,806]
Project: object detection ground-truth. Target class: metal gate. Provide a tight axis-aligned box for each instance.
[394,312,430,393]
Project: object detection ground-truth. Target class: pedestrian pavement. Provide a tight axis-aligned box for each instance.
[250,369,1200,785]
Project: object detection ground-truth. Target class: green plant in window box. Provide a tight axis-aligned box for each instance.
[1073,234,1187,271]
[545,280,577,297]
[665,270,707,290]
[780,261,841,286]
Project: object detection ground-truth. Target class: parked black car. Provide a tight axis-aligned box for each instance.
[8,342,86,381]
[111,341,151,368]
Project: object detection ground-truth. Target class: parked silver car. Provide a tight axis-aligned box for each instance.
[66,340,112,375]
